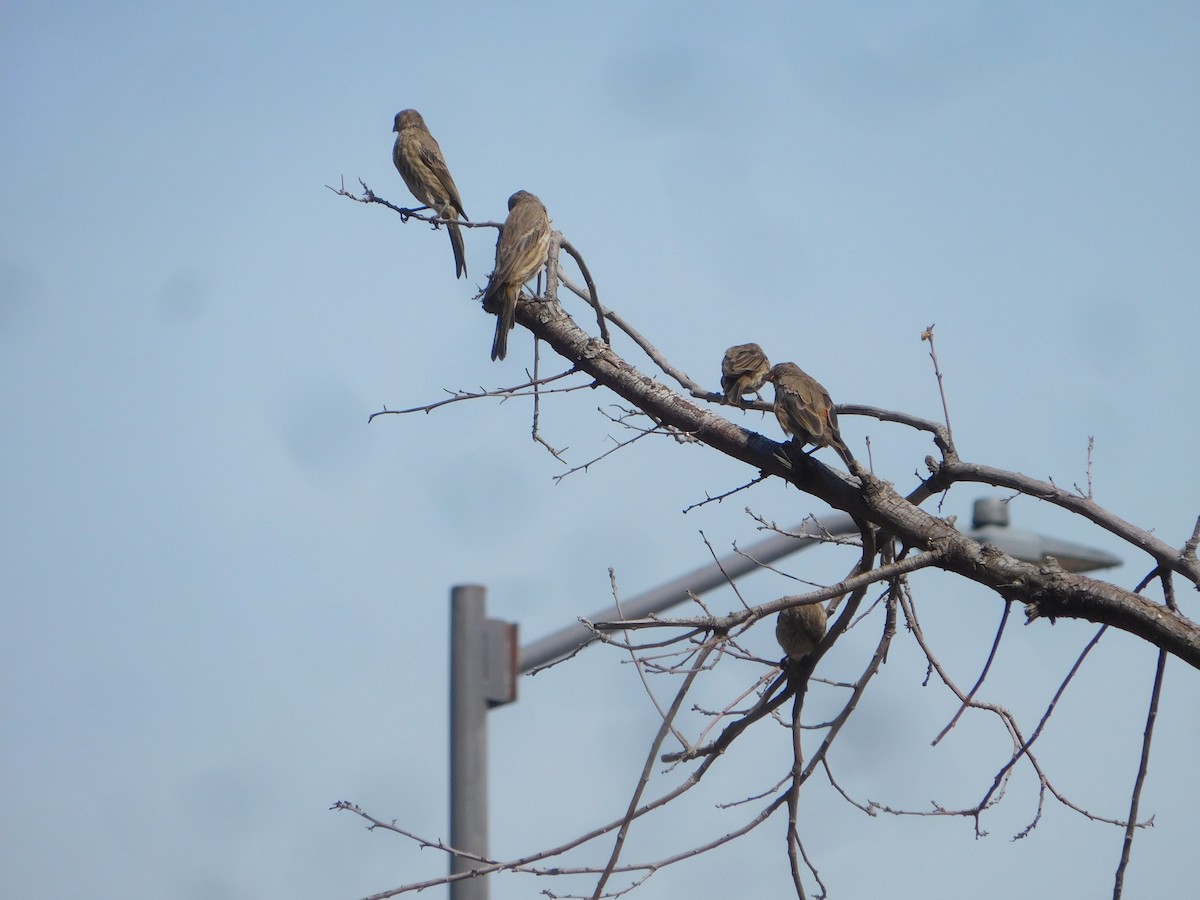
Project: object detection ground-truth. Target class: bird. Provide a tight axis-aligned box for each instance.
[392,109,469,279]
[766,362,855,467]
[483,190,551,361]
[775,602,828,663]
[720,343,771,405]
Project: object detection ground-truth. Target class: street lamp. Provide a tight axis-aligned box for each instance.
[446,498,1121,898]
[966,497,1122,573]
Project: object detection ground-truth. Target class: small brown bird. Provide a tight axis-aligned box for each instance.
[776,602,828,663]
[392,109,469,279]
[767,362,855,467]
[720,343,771,405]
[484,190,551,361]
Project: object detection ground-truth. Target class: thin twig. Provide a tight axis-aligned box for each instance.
[531,339,570,461]
[1112,649,1167,899]
[748,510,864,550]
[610,568,692,752]
[559,237,608,346]
[682,474,770,513]
[525,642,588,675]
[920,324,956,455]
[367,369,585,422]
[1074,436,1096,500]
[786,674,812,899]
[602,307,705,394]
[552,419,665,483]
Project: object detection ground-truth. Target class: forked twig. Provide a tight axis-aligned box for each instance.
[591,644,716,899]
[609,568,692,752]
[553,417,666,483]
[327,177,501,230]
[932,601,1011,745]
[531,339,569,461]
[367,369,584,422]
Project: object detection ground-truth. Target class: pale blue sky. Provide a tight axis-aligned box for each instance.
[2,3,1198,898]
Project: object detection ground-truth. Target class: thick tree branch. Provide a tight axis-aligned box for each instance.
[930,458,1200,584]
[514,295,1200,669]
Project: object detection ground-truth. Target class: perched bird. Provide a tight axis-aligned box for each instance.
[484,190,551,361]
[766,362,855,467]
[392,109,469,279]
[776,602,828,663]
[720,343,771,405]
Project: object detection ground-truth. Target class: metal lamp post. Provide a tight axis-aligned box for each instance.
[446,498,1121,898]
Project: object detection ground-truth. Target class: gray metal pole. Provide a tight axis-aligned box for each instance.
[449,585,489,900]
[518,513,857,673]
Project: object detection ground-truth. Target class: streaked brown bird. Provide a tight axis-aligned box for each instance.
[392,109,469,279]
[776,602,828,663]
[720,343,771,405]
[484,190,551,361]
[767,362,855,467]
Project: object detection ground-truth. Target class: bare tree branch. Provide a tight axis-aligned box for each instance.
[502,293,1200,664]
[928,457,1200,585]
[338,173,1198,899]
[591,643,716,899]
[932,600,1012,746]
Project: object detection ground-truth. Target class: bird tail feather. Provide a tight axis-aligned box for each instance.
[490,288,517,361]
[448,223,467,279]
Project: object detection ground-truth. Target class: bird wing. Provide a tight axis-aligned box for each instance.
[415,133,466,218]
[788,386,826,440]
[722,345,768,398]
[721,344,758,377]
[490,205,549,286]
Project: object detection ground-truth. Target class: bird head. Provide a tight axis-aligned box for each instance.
[766,363,796,384]
[508,190,537,210]
[393,109,423,133]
